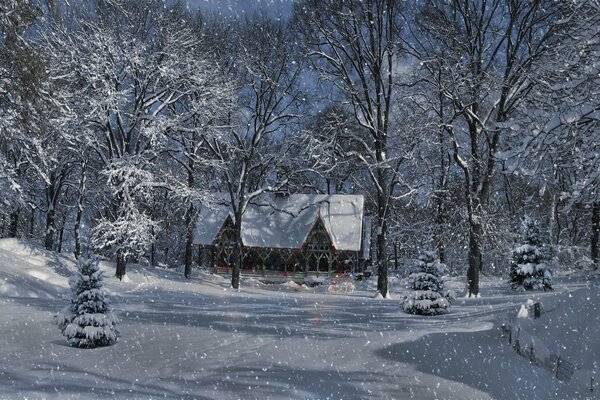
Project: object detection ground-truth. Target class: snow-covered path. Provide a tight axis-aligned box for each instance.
[0,239,596,399]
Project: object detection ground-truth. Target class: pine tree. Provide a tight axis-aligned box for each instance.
[510,216,553,291]
[57,257,119,348]
[402,250,450,315]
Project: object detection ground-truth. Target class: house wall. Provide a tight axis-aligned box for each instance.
[202,244,359,277]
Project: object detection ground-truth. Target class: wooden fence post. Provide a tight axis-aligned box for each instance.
[529,346,535,363]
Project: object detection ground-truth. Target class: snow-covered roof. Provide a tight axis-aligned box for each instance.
[193,193,365,251]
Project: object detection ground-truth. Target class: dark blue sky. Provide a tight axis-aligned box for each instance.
[186,0,294,18]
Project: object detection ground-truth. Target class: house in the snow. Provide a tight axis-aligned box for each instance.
[193,193,371,280]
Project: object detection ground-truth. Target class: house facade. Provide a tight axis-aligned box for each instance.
[193,193,370,280]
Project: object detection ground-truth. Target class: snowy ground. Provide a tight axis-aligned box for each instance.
[0,239,598,400]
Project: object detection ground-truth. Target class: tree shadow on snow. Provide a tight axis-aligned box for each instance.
[374,328,564,400]
[2,361,213,400]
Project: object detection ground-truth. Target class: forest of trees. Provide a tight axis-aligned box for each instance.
[0,0,598,297]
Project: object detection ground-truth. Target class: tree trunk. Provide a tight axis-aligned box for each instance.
[465,181,482,297]
[231,216,242,290]
[150,237,156,266]
[44,207,55,251]
[57,222,64,253]
[592,201,600,268]
[435,195,447,263]
[74,164,86,260]
[467,224,482,297]
[375,131,389,298]
[116,249,127,280]
[376,172,389,297]
[184,203,195,279]
[28,208,35,238]
[8,208,19,238]
[548,193,557,253]
[377,227,388,297]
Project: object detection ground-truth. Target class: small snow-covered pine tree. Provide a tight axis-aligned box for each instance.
[510,216,552,291]
[402,250,449,315]
[57,257,119,348]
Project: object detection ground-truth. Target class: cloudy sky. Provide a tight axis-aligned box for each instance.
[186,0,294,17]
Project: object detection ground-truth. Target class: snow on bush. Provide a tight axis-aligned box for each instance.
[402,250,449,315]
[510,216,552,291]
[280,280,308,292]
[242,277,265,288]
[57,257,119,348]
[328,275,355,293]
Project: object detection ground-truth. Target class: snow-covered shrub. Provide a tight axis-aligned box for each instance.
[281,280,309,292]
[57,257,119,348]
[510,216,552,291]
[328,275,355,293]
[402,250,449,315]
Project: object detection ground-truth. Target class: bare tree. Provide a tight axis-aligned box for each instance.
[43,0,226,279]
[162,6,234,279]
[404,0,570,296]
[510,0,600,267]
[0,0,45,236]
[294,0,410,297]
[202,16,304,289]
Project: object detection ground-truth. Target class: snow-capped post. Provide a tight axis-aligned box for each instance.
[402,250,450,315]
[57,257,119,348]
[510,216,553,291]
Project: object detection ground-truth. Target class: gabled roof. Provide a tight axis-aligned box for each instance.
[193,193,364,251]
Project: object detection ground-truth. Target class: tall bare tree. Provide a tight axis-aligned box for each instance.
[511,0,600,267]
[294,0,408,297]
[202,16,303,289]
[404,0,570,296]
[43,0,226,279]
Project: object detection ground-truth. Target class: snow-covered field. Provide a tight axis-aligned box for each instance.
[0,239,598,400]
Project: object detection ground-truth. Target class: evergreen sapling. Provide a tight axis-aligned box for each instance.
[402,250,450,315]
[510,216,553,291]
[57,257,119,348]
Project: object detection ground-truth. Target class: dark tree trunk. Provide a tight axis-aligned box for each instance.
[438,242,446,264]
[184,159,196,278]
[8,208,20,238]
[435,197,447,263]
[377,228,388,297]
[592,201,600,268]
[151,239,156,266]
[44,208,55,251]
[74,164,86,260]
[467,223,482,297]
[28,208,35,238]
[116,249,127,280]
[375,140,389,298]
[394,240,398,271]
[184,204,195,279]
[57,222,64,253]
[231,215,242,290]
